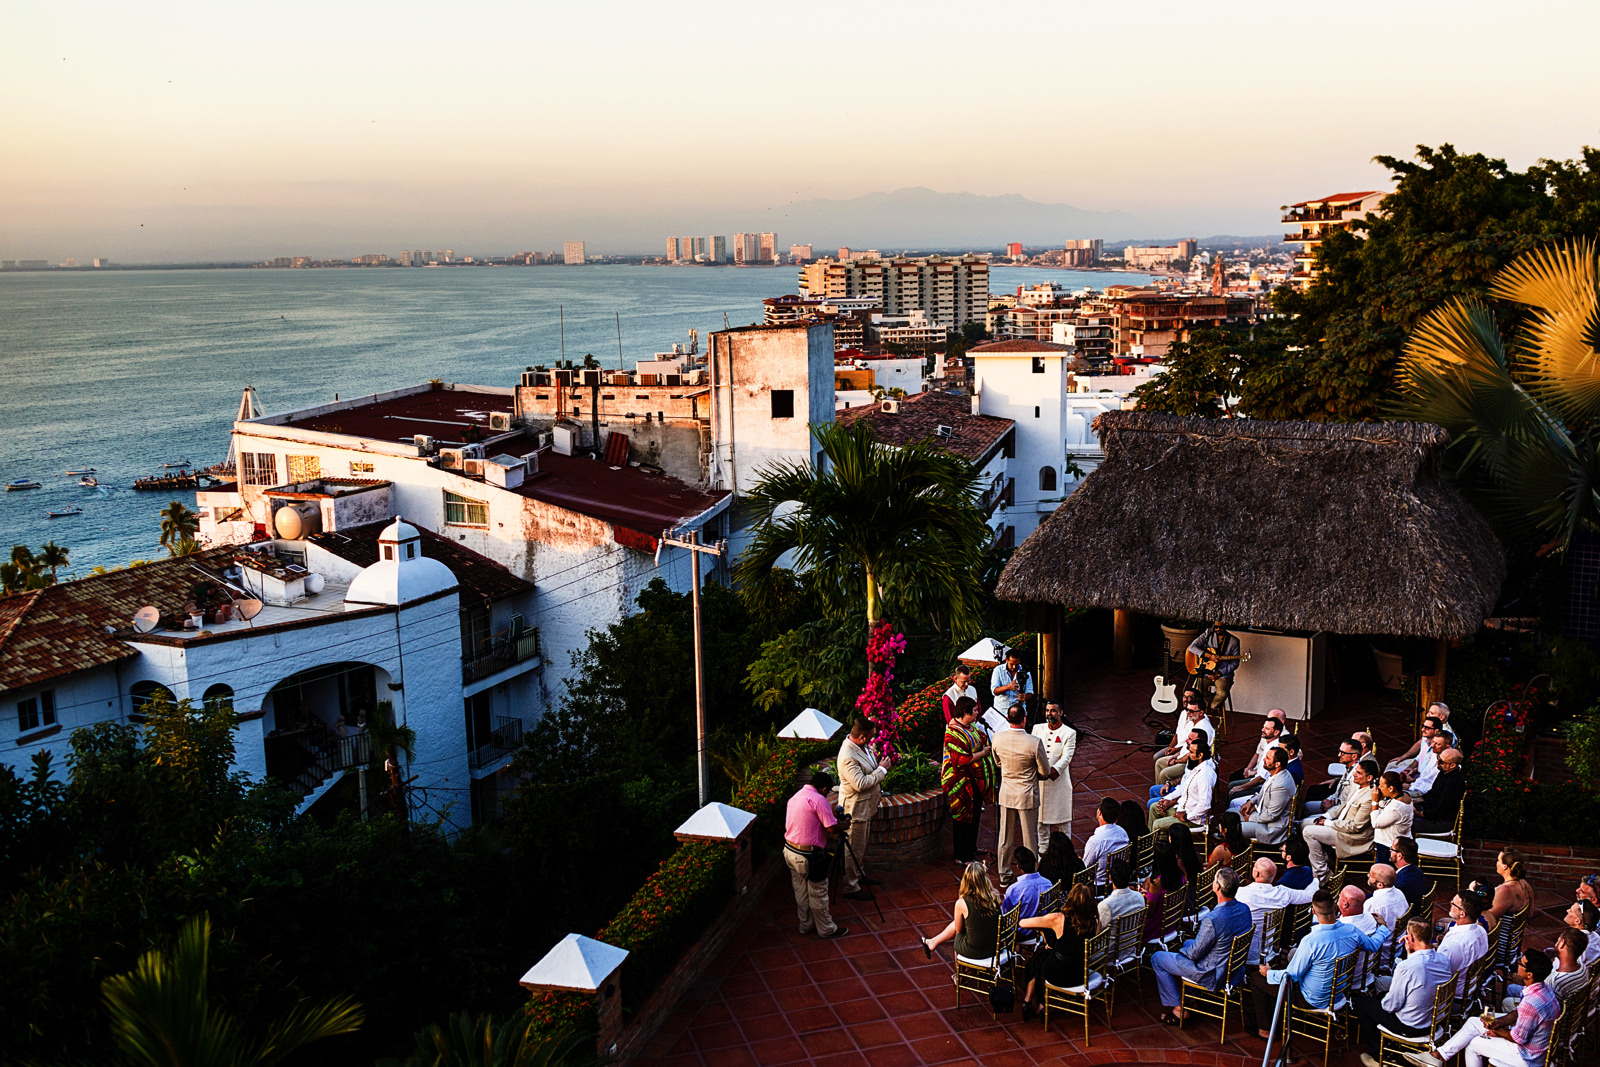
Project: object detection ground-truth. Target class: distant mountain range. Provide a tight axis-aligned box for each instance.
[760,188,1147,249]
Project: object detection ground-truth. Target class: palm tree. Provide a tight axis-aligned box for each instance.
[734,420,991,635]
[159,501,199,557]
[102,913,363,1067]
[384,1012,595,1067]
[38,541,68,584]
[6,545,44,592]
[1392,238,1600,553]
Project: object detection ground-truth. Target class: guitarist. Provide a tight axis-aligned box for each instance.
[1187,621,1242,713]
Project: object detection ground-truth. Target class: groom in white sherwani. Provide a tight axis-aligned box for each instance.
[1033,702,1077,854]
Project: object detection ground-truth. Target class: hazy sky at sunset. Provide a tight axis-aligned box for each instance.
[4,0,1598,261]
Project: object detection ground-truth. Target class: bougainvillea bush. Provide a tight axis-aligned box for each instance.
[1466,681,1600,845]
[855,620,909,761]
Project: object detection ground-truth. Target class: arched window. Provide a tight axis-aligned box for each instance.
[1039,466,1057,493]
[130,680,176,716]
[203,684,235,714]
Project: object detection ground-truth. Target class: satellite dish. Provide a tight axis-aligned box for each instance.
[233,599,264,622]
[132,606,160,633]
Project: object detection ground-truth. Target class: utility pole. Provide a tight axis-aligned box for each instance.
[658,527,725,807]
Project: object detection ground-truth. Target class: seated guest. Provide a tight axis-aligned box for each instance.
[1387,707,1449,771]
[1406,733,1451,799]
[1237,856,1321,964]
[1371,771,1414,864]
[1152,735,1216,833]
[1118,798,1148,843]
[1230,716,1286,793]
[1208,810,1251,869]
[1239,747,1295,846]
[1483,848,1536,936]
[1003,846,1052,920]
[1303,758,1377,882]
[1352,919,1453,1066]
[1365,864,1409,929]
[1244,891,1390,1037]
[1390,716,1446,788]
[1155,697,1216,785]
[1412,950,1558,1067]
[1438,890,1490,997]
[1151,727,1206,803]
[1099,858,1144,931]
[1276,837,1316,890]
[1504,927,1590,1009]
[919,861,1001,961]
[1338,884,1382,986]
[1279,733,1304,788]
[1564,899,1599,968]
[1019,883,1097,1022]
[1151,867,1254,1026]
[1038,831,1085,885]
[1392,837,1427,906]
[1082,798,1130,880]
[1304,737,1362,815]
[1577,873,1598,908]
[1413,748,1465,833]
[1143,835,1188,939]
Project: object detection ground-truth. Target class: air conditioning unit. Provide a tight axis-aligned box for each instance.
[489,412,512,432]
[552,424,577,456]
[538,431,554,448]
[664,374,682,386]
[519,370,539,387]
[413,434,435,454]
[462,458,485,478]
[880,399,900,414]
[639,374,658,386]
[438,448,465,470]
[461,443,484,460]
[580,369,603,386]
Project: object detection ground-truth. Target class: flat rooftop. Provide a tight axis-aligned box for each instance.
[518,446,729,532]
[278,388,514,445]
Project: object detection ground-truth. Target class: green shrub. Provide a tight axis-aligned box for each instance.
[882,749,940,794]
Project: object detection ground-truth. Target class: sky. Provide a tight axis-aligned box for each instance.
[4,0,1599,261]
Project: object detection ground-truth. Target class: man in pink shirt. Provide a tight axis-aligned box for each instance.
[785,770,848,939]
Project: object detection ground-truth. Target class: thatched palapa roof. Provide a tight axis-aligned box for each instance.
[995,412,1505,639]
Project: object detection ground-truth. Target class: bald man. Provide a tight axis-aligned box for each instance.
[1414,747,1465,833]
[1365,864,1409,929]
[1236,855,1320,964]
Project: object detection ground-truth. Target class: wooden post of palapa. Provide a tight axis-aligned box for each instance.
[1112,609,1134,673]
[1419,638,1448,711]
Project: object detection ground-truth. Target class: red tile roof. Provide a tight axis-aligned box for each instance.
[1289,190,1382,207]
[516,448,730,534]
[309,522,532,604]
[968,339,1074,354]
[836,391,1013,464]
[0,549,240,696]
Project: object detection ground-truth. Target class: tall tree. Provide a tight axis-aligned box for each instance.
[734,420,990,634]
[158,501,199,556]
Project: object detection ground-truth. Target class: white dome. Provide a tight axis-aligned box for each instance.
[345,516,458,607]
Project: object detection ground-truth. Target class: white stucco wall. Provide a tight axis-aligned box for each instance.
[974,352,1070,542]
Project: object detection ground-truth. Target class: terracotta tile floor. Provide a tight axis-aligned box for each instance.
[634,668,1575,1067]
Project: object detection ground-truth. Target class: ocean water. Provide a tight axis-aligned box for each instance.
[0,264,1144,572]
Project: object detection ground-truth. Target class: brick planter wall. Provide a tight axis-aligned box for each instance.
[1460,837,1600,887]
[864,788,947,869]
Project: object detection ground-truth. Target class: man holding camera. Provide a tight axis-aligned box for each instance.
[784,769,847,939]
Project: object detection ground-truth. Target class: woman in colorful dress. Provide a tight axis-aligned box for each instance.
[942,696,998,865]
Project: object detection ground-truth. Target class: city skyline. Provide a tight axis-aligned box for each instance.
[4,1,1598,261]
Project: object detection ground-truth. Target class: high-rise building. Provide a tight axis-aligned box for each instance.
[1061,239,1102,267]
[797,255,990,329]
[563,241,586,265]
[1006,242,1024,258]
[759,232,777,264]
[1122,241,1197,270]
[412,249,423,267]
[1281,191,1385,289]
[789,244,813,263]
[733,232,755,265]
[667,237,681,263]
[709,236,726,263]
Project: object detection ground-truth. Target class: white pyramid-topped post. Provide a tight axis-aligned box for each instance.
[957,636,1007,669]
[520,933,628,1058]
[777,707,843,740]
[674,802,759,895]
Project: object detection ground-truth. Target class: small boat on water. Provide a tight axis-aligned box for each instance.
[79,475,100,488]
[47,507,82,518]
[6,479,41,491]
[65,467,96,476]
[160,459,191,468]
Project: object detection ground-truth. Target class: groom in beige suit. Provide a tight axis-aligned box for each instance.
[991,703,1053,884]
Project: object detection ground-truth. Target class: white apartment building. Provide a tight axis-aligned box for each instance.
[968,339,1129,542]
[563,241,586,265]
[0,518,539,831]
[798,255,990,330]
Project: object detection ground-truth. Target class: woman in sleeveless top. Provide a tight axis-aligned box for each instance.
[1142,835,1187,940]
[1207,810,1249,869]
[919,861,1002,961]
[1039,831,1085,884]
[1018,883,1098,1021]
[1371,771,1414,864]
[1486,848,1534,934]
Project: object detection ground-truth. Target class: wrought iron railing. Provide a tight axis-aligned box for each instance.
[462,625,541,684]
[469,715,524,770]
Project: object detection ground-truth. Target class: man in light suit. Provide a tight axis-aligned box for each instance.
[1032,701,1077,852]
[992,702,1052,883]
[837,716,891,901]
[1302,758,1377,882]
[1240,748,1295,846]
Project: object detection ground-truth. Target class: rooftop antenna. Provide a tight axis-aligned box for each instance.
[722,312,730,329]
[559,305,565,365]
[616,311,623,366]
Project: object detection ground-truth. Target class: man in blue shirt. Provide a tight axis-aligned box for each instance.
[1277,838,1316,890]
[1153,866,1254,1025]
[990,649,1033,721]
[1352,918,1453,1064]
[1002,846,1051,919]
[1243,890,1391,1037]
[1392,837,1427,906]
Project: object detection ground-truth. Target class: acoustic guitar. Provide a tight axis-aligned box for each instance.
[1150,675,1178,714]
[1184,648,1253,674]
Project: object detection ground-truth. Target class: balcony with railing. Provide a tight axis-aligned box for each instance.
[978,474,1012,515]
[468,715,524,771]
[462,624,541,685]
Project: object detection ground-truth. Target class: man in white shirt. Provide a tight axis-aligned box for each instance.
[1389,715,1444,779]
[1237,856,1321,963]
[1229,716,1285,799]
[1082,797,1130,880]
[1303,737,1363,816]
[940,666,979,723]
[1407,732,1450,799]
[1151,734,1216,833]
[1563,899,1599,967]
[1033,702,1077,850]
[1155,699,1216,784]
[1098,858,1145,931]
[1387,704,1454,769]
[1365,864,1409,929]
[1339,884,1382,990]
[1438,890,1490,997]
